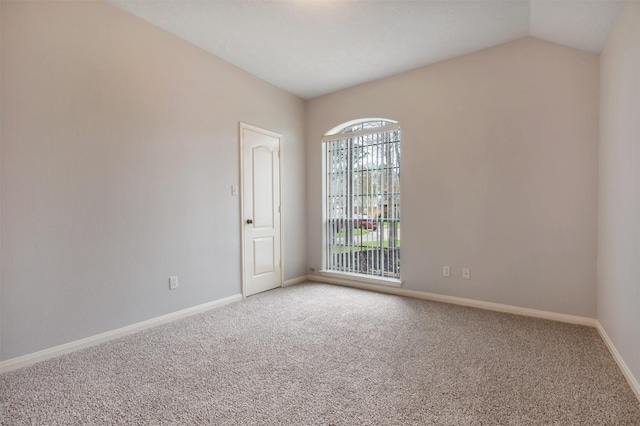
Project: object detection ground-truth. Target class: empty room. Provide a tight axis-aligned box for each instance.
[1,0,639,424]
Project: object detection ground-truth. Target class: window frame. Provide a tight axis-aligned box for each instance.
[320,119,403,287]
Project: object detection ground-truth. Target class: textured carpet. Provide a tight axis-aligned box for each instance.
[1,283,640,425]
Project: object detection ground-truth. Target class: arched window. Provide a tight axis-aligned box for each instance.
[322,119,401,284]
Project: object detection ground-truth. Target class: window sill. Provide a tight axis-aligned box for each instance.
[319,270,402,288]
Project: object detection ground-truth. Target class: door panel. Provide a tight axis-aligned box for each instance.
[253,237,274,276]
[252,146,274,228]
[241,123,282,296]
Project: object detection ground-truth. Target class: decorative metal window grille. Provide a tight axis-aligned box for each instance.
[324,120,401,279]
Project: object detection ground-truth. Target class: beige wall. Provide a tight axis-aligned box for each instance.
[306,37,599,317]
[0,0,3,359]
[598,1,640,384]
[0,0,306,360]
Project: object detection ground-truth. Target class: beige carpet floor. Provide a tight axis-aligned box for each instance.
[1,282,639,425]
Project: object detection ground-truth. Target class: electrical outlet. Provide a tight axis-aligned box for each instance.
[169,276,179,290]
[462,268,470,280]
[443,266,450,277]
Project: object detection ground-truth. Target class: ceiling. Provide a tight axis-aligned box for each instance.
[109,0,624,100]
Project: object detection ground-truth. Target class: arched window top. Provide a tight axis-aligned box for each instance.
[323,118,399,140]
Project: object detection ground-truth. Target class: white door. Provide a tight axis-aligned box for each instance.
[240,123,282,297]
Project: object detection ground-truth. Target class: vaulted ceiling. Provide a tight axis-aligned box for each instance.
[109,1,624,99]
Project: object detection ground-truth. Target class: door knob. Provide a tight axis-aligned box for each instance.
[246,219,253,224]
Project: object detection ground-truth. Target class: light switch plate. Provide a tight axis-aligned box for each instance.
[169,276,179,290]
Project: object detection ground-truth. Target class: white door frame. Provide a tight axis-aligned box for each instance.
[239,122,284,298]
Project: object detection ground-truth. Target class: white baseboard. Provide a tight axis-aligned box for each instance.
[595,321,640,402]
[306,274,596,327]
[0,293,243,374]
[283,276,308,287]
